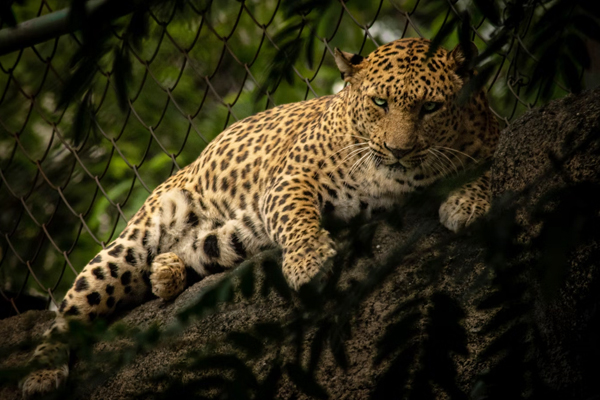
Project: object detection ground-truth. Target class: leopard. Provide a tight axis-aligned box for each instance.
[21,37,498,397]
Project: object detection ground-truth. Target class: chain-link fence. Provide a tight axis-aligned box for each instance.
[0,0,596,318]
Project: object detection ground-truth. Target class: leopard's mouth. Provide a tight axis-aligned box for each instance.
[371,155,406,172]
[385,157,425,172]
[386,162,408,172]
[371,150,423,173]
[373,150,426,172]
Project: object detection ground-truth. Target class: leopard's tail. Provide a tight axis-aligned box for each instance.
[21,192,166,397]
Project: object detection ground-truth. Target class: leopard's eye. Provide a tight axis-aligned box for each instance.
[422,101,443,114]
[372,97,388,108]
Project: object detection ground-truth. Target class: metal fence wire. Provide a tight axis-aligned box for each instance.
[0,0,591,317]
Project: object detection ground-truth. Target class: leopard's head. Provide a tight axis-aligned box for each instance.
[334,37,482,176]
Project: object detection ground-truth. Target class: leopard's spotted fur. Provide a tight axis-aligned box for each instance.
[21,37,498,397]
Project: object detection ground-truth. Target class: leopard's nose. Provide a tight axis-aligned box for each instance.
[384,143,415,160]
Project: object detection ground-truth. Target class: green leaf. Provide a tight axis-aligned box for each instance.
[71,90,93,147]
[388,296,425,319]
[226,331,264,359]
[427,16,458,59]
[477,283,527,310]
[579,1,600,19]
[559,56,582,94]
[565,34,591,69]
[136,323,161,347]
[178,284,219,321]
[254,322,285,342]
[533,1,571,36]
[58,31,111,110]
[126,9,149,49]
[526,48,558,99]
[217,279,234,303]
[282,0,333,18]
[297,278,323,310]
[257,365,282,399]
[308,322,330,372]
[239,262,255,299]
[480,322,528,358]
[0,3,16,27]
[191,355,258,389]
[305,26,316,70]
[261,259,292,301]
[374,312,420,365]
[503,1,527,29]
[179,375,229,392]
[474,28,508,65]
[371,344,417,399]
[67,0,87,32]
[530,25,556,51]
[113,46,132,112]
[457,63,495,105]
[472,0,501,26]
[457,11,473,54]
[286,363,328,399]
[273,21,305,43]
[329,330,348,370]
[428,293,468,355]
[572,14,600,42]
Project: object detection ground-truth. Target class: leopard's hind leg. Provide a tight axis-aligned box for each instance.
[20,219,157,397]
[21,188,263,397]
[20,189,191,398]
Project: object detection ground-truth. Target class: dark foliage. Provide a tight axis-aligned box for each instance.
[1,0,599,399]
[4,131,599,398]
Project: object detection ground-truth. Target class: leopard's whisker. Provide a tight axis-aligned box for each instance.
[356,152,372,174]
[421,158,436,177]
[329,142,369,160]
[433,146,478,163]
[349,151,372,177]
[348,154,364,176]
[369,153,377,171]
[336,146,370,165]
[328,147,370,179]
[434,146,466,170]
[428,158,444,178]
[433,148,459,176]
[332,134,370,142]
[365,152,376,172]
[430,148,459,176]
[436,154,455,177]
[427,149,451,178]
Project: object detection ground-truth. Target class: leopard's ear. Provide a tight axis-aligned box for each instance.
[448,41,478,79]
[334,48,365,82]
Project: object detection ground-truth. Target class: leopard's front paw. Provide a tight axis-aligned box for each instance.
[150,252,187,300]
[21,365,68,399]
[282,230,336,290]
[439,193,489,232]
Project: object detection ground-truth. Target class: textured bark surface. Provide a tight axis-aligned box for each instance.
[1,88,599,400]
